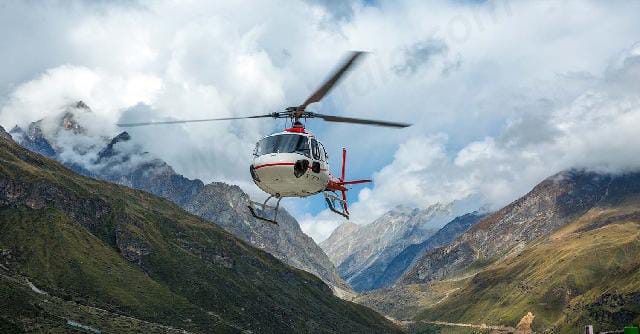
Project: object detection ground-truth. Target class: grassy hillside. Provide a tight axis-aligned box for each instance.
[416,200,640,333]
[0,135,401,334]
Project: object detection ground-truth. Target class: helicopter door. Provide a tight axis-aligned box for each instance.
[310,139,321,173]
[318,143,328,172]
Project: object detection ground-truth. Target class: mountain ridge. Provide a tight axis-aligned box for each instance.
[401,170,618,285]
[374,211,485,289]
[321,203,454,292]
[0,126,400,333]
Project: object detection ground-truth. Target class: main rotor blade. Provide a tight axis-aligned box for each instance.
[297,51,366,115]
[312,113,411,128]
[117,114,277,127]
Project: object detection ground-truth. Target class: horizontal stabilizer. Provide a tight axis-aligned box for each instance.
[339,179,372,185]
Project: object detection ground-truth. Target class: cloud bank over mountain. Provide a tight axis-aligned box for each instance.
[1,0,640,241]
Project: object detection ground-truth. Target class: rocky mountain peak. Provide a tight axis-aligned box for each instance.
[371,211,485,290]
[74,100,90,110]
[321,202,455,291]
[9,100,92,150]
[9,122,56,158]
[60,111,85,134]
[59,101,91,134]
[332,221,360,236]
[97,131,132,162]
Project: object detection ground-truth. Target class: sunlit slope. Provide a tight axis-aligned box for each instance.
[0,134,400,334]
[417,201,640,333]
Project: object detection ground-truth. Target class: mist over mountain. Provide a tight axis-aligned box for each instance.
[9,102,350,293]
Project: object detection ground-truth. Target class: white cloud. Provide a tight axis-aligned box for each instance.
[0,65,162,130]
[302,42,640,243]
[1,1,640,242]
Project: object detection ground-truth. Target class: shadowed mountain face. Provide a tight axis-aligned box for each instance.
[321,204,455,292]
[9,103,349,292]
[0,130,400,333]
[374,212,485,289]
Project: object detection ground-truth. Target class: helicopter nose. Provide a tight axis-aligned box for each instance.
[250,164,260,182]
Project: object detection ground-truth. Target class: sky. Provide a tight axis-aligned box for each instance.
[1,0,640,242]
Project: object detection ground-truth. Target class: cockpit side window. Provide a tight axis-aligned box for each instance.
[311,139,320,160]
[255,134,310,157]
[319,143,328,162]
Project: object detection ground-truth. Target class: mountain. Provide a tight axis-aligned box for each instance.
[9,103,348,293]
[0,129,401,333]
[320,204,454,292]
[401,170,617,285]
[356,170,640,332]
[412,171,640,332]
[373,212,485,289]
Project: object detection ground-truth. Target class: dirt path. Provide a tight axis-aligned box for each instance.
[396,319,516,333]
[432,287,460,305]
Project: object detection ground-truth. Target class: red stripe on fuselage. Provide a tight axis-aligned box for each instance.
[253,162,296,170]
[254,162,328,172]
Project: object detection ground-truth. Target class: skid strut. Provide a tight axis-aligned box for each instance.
[248,194,282,225]
[323,191,349,219]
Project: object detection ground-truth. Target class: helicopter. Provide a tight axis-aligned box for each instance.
[118,51,411,224]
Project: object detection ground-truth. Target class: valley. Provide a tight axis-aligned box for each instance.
[327,171,640,333]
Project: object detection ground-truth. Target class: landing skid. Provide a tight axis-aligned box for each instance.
[247,195,282,225]
[323,191,349,219]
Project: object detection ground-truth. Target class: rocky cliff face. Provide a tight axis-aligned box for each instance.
[9,102,349,292]
[401,170,619,285]
[375,212,484,289]
[321,204,454,292]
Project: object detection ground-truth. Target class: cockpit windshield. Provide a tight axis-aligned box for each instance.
[255,134,310,157]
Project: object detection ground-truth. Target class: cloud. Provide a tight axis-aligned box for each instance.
[0,66,161,130]
[1,0,640,243]
[302,43,640,242]
[393,38,450,76]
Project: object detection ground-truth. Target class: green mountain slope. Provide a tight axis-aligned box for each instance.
[0,133,401,334]
[417,194,640,333]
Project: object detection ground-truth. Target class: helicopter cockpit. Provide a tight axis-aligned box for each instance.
[254,134,311,157]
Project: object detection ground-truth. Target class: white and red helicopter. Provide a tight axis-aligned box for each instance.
[119,52,410,224]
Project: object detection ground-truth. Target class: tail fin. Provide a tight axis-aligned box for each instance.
[340,148,348,215]
[337,148,371,216]
[341,147,346,182]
